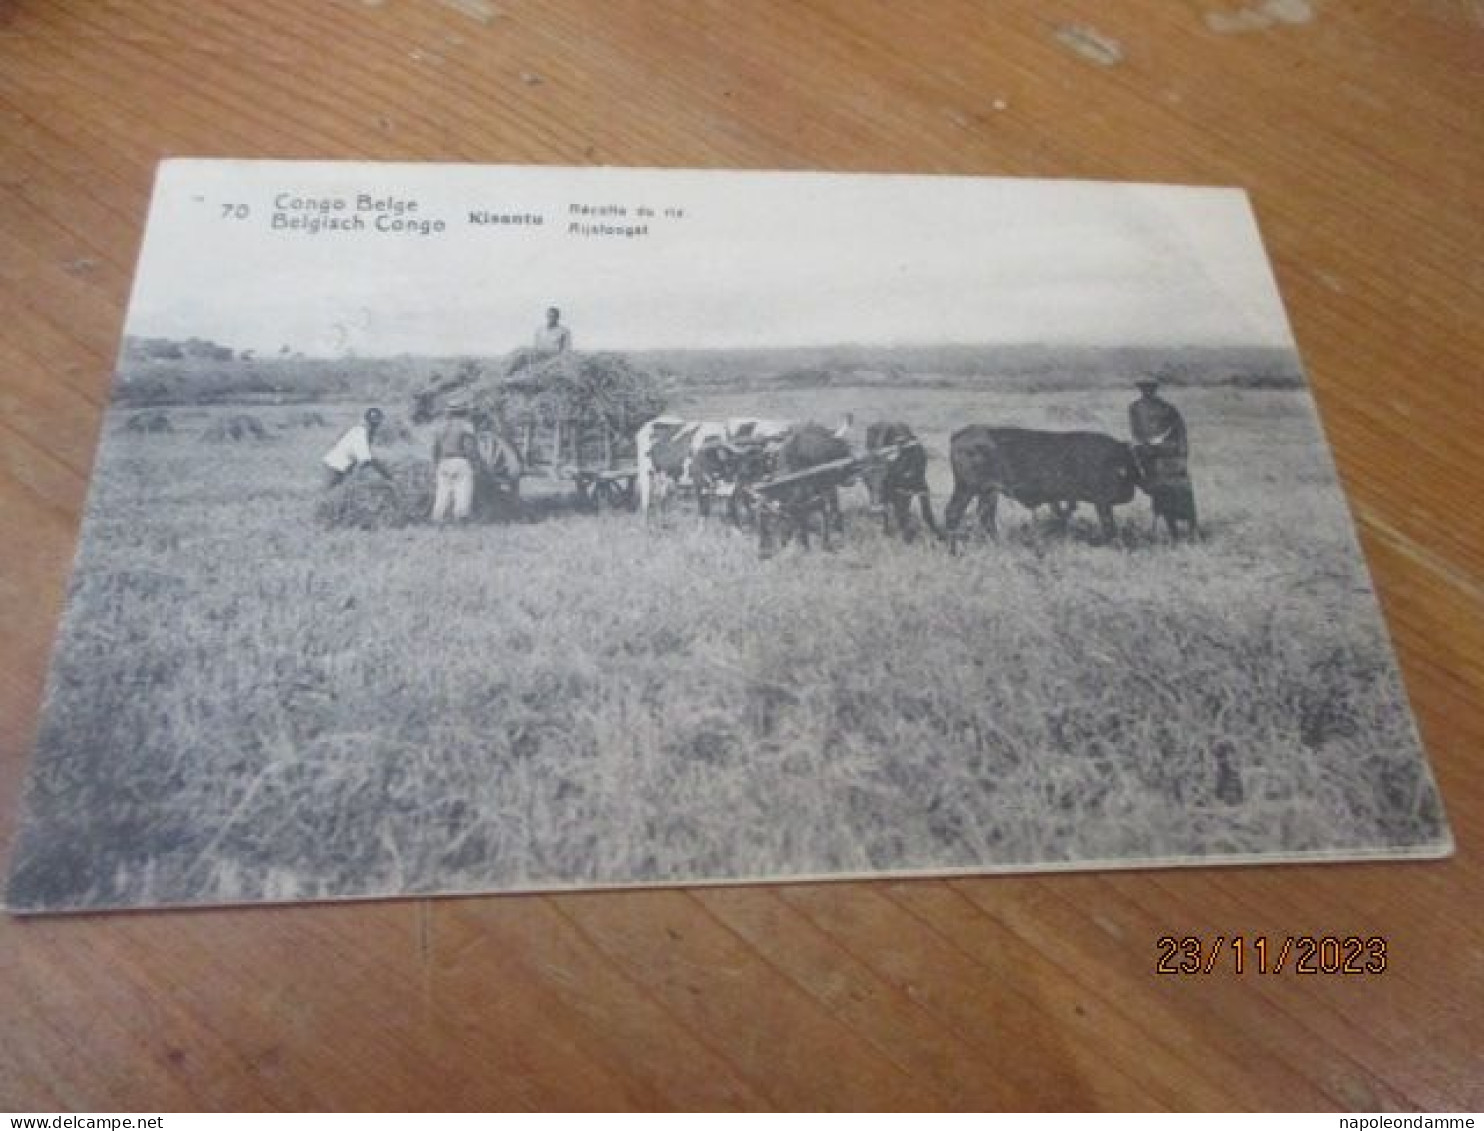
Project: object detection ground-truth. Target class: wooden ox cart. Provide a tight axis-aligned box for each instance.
[412,352,664,516]
[501,410,641,511]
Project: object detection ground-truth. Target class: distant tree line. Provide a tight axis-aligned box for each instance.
[123,335,239,363]
[112,338,1305,406]
[630,342,1305,390]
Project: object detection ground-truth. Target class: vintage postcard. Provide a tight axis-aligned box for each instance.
[5,160,1451,912]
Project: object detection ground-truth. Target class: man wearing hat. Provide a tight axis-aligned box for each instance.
[1129,376,1198,538]
[431,394,478,523]
[1130,377,1186,455]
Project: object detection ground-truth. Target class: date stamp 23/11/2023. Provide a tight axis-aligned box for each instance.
[1156,936,1388,976]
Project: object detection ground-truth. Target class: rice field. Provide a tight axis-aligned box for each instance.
[5,382,1450,910]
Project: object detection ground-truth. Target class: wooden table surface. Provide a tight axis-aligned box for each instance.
[2,0,1481,1111]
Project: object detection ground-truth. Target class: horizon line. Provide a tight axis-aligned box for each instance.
[120,336,1298,363]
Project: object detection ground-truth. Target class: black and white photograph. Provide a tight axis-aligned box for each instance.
[5,159,1452,912]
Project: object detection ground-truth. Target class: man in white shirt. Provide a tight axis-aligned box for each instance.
[322,407,394,488]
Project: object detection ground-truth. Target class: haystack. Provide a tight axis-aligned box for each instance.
[201,414,270,442]
[498,351,666,434]
[314,458,434,530]
[124,410,173,434]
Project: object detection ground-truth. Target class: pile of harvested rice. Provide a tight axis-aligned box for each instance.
[412,352,665,439]
[201,414,270,442]
[123,410,173,434]
[496,351,666,435]
[314,459,434,529]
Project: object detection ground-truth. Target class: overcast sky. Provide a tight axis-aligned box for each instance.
[125,160,1298,357]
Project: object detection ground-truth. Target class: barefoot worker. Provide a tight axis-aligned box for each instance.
[506,305,573,375]
[322,407,395,489]
[532,305,572,356]
[431,395,478,523]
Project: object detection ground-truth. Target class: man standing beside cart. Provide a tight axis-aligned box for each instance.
[431,395,478,523]
[472,407,523,521]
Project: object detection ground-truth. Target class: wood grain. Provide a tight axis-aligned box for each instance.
[2,0,1481,1111]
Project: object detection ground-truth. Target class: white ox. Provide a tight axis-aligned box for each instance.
[635,416,795,517]
[726,418,793,443]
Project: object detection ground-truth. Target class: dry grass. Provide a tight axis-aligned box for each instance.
[6,387,1448,910]
[200,413,270,442]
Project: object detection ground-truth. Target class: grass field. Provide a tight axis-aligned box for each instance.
[7,382,1450,910]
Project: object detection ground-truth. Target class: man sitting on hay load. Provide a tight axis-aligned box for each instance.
[411,348,665,516]
[505,305,572,375]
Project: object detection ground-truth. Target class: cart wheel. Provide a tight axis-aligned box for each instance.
[730,488,757,530]
[575,474,605,510]
[493,478,522,523]
[597,477,632,512]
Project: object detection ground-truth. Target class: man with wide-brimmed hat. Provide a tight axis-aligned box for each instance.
[1129,376,1198,538]
[431,394,478,523]
[1130,376,1186,452]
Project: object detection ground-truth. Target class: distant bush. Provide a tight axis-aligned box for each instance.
[123,335,235,363]
[1224,372,1305,389]
[114,355,455,407]
[123,410,173,434]
[773,367,836,388]
[201,414,270,442]
[123,336,184,361]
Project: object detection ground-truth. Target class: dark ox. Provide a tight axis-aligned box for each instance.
[945,426,1141,543]
[862,422,939,541]
[757,423,852,556]
[780,423,849,472]
[691,437,778,525]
